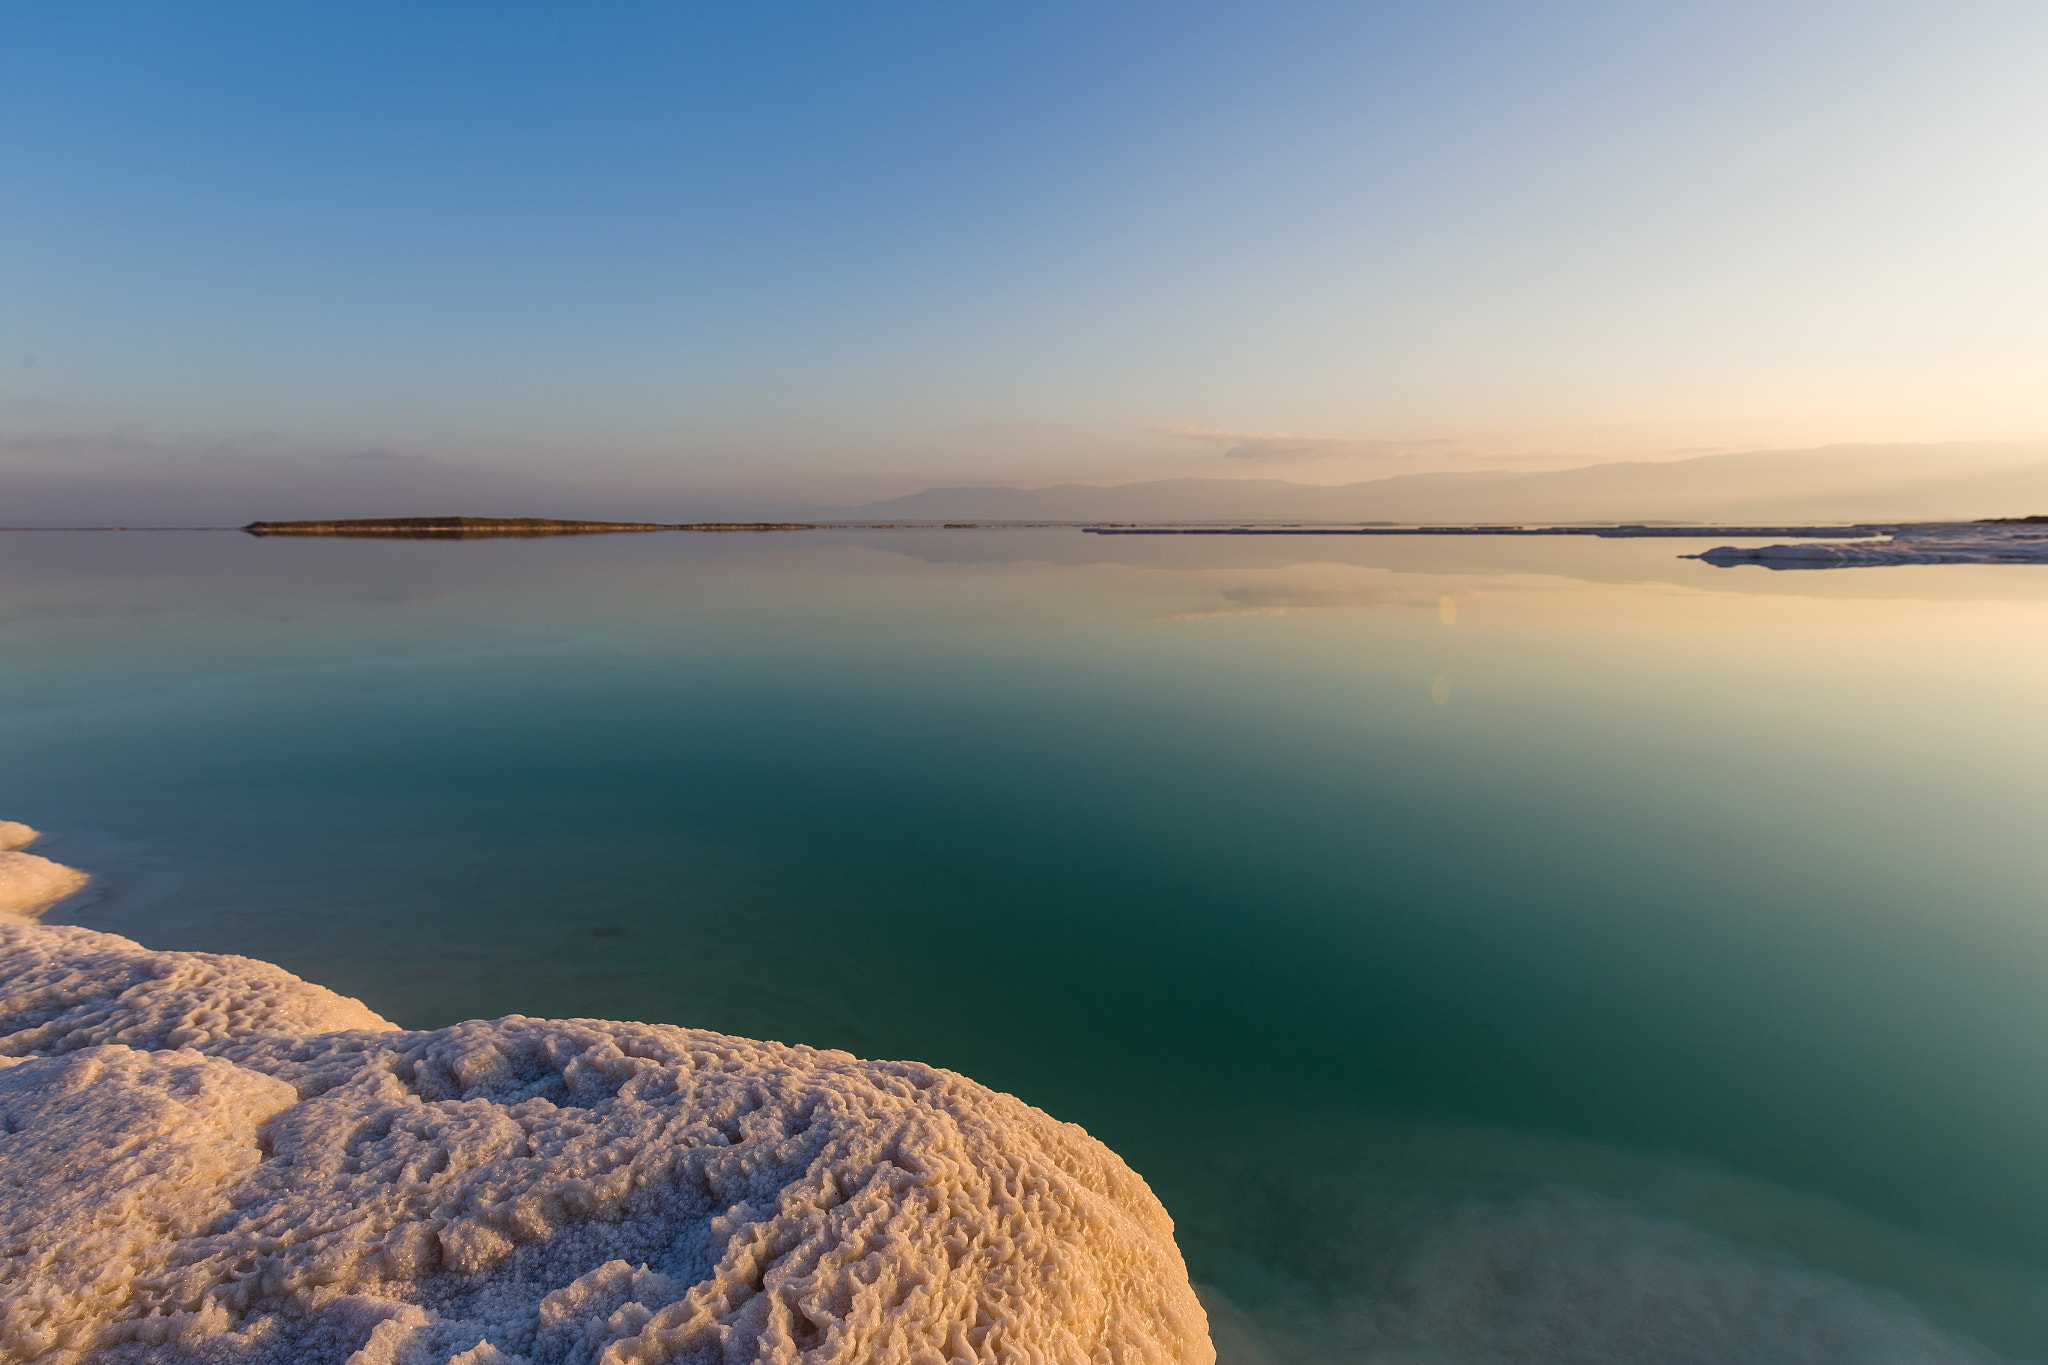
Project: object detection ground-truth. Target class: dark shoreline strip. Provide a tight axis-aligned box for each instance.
[242,517,835,538]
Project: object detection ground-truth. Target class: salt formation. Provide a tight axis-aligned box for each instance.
[0,848,1212,1365]
[0,922,391,1054]
[0,853,87,919]
[0,822,90,919]
[0,837,88,932]
[1696,522,2048,568]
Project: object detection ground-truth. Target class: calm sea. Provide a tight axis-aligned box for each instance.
[6,528,2048,1361]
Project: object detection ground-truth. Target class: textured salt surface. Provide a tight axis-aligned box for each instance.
[1696,523,2048,568]
[0,849,1211,1365]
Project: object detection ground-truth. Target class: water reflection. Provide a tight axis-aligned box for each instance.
[5,529,2048,1358]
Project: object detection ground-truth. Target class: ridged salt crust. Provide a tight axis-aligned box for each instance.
[0,922,393,1055]
[0,918,1212,1365]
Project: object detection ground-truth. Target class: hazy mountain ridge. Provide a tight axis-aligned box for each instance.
[816,443,2048,524]
[8,441,2046,527]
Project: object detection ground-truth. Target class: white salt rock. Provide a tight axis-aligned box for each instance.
[0,1044,300,1362]
[0,921,393,1054]
[444,1343,527,1365]
[0,850,89,918]
[0,922,1214,1365]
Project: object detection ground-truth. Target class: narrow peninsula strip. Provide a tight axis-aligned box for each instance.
[242,517,835,538]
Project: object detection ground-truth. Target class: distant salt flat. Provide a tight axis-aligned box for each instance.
[1695,521,2048,568]
[1083,522,1897,538]
[1078,517,2048,568]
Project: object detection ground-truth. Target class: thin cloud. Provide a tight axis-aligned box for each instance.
[0,429,435,468]
[1155,427,1470,464]
[340,446,436,464]
[947,420,1098,434]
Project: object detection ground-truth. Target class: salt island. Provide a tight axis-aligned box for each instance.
[1691,518,2048,567]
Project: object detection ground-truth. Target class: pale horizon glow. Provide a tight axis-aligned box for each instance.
[4,2,2046,520]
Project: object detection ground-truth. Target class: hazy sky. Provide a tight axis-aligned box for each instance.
[5,1,2046,516]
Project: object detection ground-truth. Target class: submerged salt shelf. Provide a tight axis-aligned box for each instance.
[0,833,1210,1365]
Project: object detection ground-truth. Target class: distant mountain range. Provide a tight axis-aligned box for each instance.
[795,443,2048,524]
[10,439,2046,528]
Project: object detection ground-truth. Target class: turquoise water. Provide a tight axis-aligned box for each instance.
[7,528,2048,1359]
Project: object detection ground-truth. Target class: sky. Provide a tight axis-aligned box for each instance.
[4,1,2047,520]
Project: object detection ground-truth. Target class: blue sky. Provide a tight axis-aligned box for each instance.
[4,1,2046,517]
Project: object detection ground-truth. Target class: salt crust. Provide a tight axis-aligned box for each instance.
[0,918,1212,1365]
[0,824,87,921]
[0,852,90,919]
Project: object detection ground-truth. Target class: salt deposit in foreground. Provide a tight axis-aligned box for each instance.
[0,835,1212,1365]
[1695,521,2048,568]
[0,822,89,919]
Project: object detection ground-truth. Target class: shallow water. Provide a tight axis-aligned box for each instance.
[6,528,2048,1361]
